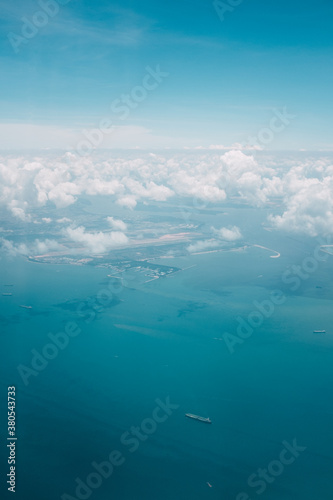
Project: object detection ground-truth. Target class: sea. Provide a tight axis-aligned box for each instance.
[1,229,333,500]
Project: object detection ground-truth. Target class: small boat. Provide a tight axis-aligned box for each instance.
[185,413,212,424]
[19,305,32,310]
[313,330,326,334]
[2,293,12,296]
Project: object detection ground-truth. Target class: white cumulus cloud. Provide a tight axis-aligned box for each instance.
[0,238,63,257]
[106,217,127,231]
[64,226,128,254]
[213,225,242,241]
[187,239,220,253]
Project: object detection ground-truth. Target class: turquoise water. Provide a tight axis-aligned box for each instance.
[1,241,333,499]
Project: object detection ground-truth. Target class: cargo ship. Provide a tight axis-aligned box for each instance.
[185,413,212,424]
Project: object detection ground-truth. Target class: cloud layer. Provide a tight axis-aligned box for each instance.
[1,150,333,238]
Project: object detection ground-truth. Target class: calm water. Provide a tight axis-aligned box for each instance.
[1,239,333,499]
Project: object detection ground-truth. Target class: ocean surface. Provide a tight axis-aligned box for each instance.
[1,236,333,500]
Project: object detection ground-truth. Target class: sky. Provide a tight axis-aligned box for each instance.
[0,0,333,149]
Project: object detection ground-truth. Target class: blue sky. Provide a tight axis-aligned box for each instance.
[0,0,332,149]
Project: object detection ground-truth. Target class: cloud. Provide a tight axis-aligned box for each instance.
[116,196,137,209]
[0,239,29,257]
[213,225,242,241]
[106,217,127,231]
[64,226,128,254]
[187,239,220,253]
[57,217,72,224]
[123,179,174,201]
[169,171,226,202]
[268,177,333,236]
[9,206,32,222]
[0,238,62,257]
[187,225,242,254]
